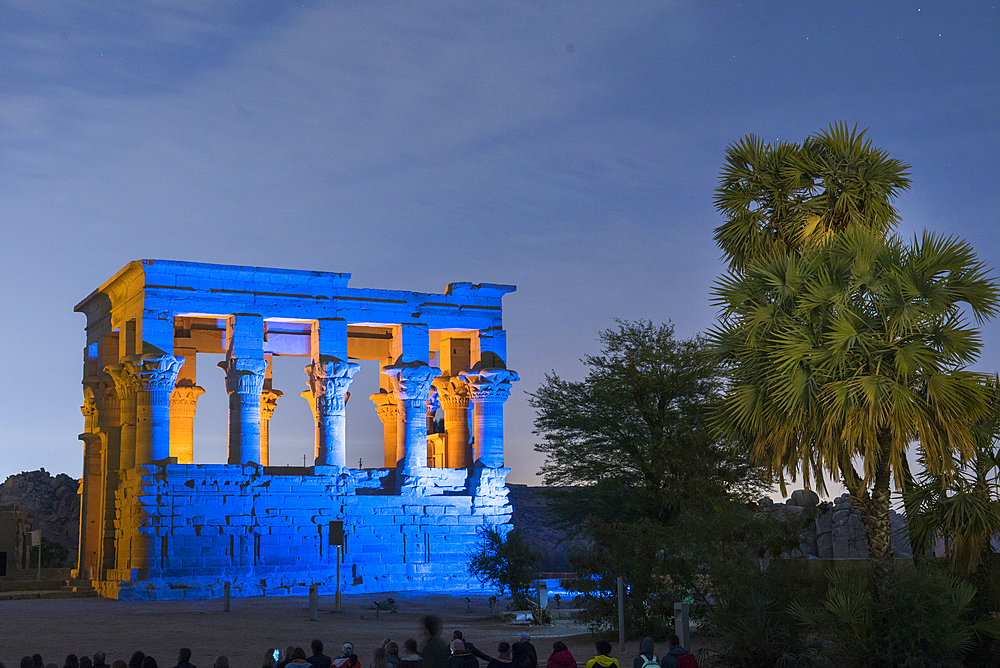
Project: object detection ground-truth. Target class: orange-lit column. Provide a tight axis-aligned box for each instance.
[105,363,138,469]
[170,384,205,464]
[432,375,472,468]
[370,390,399,468]
[93,380,120,573]
[260,389,283,466]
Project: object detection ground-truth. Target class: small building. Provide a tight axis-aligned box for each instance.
[0,506,32,576]
[74,260,518,600]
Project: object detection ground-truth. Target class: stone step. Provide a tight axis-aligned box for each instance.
[0,579,69,592]
[0,588,97,601]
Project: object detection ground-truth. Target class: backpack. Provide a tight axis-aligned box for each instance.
[640,656,658,668]
[675,653,698,668]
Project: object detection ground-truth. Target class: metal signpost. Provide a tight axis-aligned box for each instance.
[329,520,344,612]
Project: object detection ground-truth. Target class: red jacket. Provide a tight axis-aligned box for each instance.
[547,651,576,668]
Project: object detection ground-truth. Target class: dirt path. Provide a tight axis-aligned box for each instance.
[0,593,656,668]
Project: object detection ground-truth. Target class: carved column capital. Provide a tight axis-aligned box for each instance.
[218,357,268,396]
[130,355,185,392]
[81,386,97,419]
[260,389,283,421]
[93,380,120,429]
[305,357,360,415]
[460,368,519,404]
[104,363,138,401]
[369,390,398,424]
[460,367,518,469]
[382,361,440,404]
[170,384,206,418]
[432,375,471,409]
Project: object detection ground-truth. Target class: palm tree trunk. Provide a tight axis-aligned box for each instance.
[866,430,896,611]
[839,434,895,608]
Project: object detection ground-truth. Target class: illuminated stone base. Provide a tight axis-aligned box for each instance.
[93,463,511,601]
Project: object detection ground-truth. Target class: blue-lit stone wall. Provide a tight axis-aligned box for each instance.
[100,464,511,601]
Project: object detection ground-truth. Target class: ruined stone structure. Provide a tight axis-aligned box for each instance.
[760,491,912,560]
[0,506,32,576]
[74,260,518,600]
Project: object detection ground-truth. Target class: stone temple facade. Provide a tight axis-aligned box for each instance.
[74,260,518,600]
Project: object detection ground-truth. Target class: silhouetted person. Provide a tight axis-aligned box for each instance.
[510,645,533,668]
[332,645,354,668]
[287,650,309,667]
[584,642,618,668]
[398,639,421,668]
[477,642,512,668]
[513,635,536,668]
[421,615,448,668]
[213,658,228,668]
[128,653,145,668]
[632,638,656,668]
[384,642,399,668]
[546,643,574,668]
[33,656,43,668]
[140,658,158,668]
[172,649,195,668]
[308,641,332,668]
[659,636,696,668]
[93,654,109,668]
[64,655,80,668]
[80,657,93,668]
[447,642,476,668]
[20,658,33,668]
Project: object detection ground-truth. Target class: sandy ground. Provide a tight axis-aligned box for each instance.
[0,593,661,668]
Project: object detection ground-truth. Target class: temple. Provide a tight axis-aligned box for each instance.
[73,260,518,600]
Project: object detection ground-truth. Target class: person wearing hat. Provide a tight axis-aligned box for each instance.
[333,646,355,668]
[513,635,536,668]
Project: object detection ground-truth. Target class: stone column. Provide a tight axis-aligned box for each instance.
[259,389,283,467]
[432,375,472,468]
[460,368,519,468]
[427,388,440,435]
[132,355,185,464]
[104,363,138,469]
[218,357,268,465]
[170,384,205,464]
[382,360,440,475]
[304,357,360,467]
[370,390,399,468]
[78,388,101,577]
[93,381,120,573]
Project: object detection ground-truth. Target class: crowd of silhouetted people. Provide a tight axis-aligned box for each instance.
[2,613,696,668]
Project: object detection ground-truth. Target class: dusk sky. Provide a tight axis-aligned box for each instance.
[2,1,998,493]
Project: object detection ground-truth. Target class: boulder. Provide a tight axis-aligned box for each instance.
[789,489,820,507]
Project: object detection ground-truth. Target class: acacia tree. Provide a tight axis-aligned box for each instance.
[531,320,773,635]
[710,224,999,604]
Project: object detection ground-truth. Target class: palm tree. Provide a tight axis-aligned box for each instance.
[903,378,1000,576]
[713,122,911,271]
[709,224,999,604]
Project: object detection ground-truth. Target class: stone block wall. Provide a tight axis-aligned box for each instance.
[98,464,511,600]
[761,490,912,560]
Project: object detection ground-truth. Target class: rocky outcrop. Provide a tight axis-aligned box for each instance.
[762,490,911,559]
[506,484,580,572]
[0,469,80,559]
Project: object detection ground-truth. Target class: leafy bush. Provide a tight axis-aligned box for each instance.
[468,526,540,610]
[790,565,1000,668]
[705,558,820,668]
